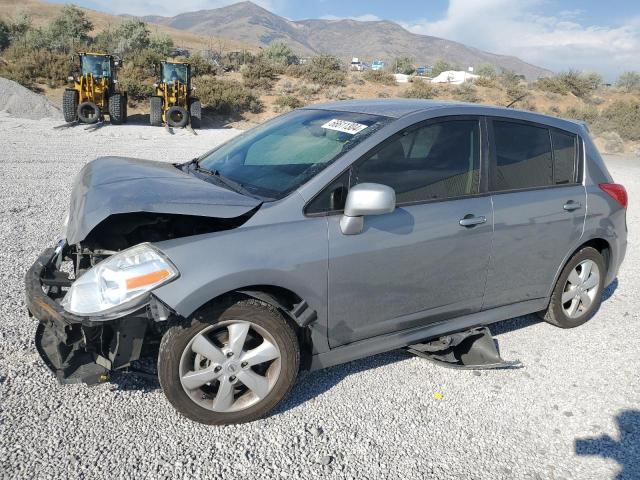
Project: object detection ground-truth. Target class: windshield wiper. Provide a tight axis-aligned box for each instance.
[189,161,256,198]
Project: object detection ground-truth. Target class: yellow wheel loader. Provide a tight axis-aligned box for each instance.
[150,61,201,128]
[63,53,127,125]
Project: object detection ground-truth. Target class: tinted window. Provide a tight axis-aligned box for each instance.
[552,130,577,184]
[493,121,552,190]
[306,170,350,214]
[354,120,480,203]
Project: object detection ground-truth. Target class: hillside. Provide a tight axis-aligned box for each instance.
[0,0,256,53]
[141,1,551,79]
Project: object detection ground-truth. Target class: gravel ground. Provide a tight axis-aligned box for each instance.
[0,115,638,480]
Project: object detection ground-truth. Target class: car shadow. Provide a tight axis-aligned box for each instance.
[575,410,640,480]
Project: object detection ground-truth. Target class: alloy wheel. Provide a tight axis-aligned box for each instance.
[561,259,600,319]
[179,321,281,413]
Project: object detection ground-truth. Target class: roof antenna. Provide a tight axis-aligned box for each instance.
[505,93,527,108]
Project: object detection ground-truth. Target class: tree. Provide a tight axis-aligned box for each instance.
[8,11,32,42]
[617,71,640,92]
[149,32,174,57]
[476,63,497,79]
[46,5,93,52]
[261,41,298,66]
[0,20,10,50]
[113,19,150,55]
[431,59,453,76]
[394,55,415,75]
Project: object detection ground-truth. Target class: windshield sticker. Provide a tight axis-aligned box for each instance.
[321,119,368,135]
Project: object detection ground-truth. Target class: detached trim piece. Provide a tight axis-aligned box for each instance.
[310,298,547,370]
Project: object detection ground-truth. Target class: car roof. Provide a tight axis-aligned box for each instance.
[306,99,584,131]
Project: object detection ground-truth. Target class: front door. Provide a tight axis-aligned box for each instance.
[326,117,493,347]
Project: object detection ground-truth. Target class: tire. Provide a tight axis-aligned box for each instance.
[538,247,606,328]
[122,93,128,123]
[158,298,299,425]
[166,105,189,128]
[189,98,201,129]
[150,96,163,126]
[108,93,124,124]
[62,89,78,123]
[77,101,100,124]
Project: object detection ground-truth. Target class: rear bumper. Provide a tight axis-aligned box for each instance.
[25,243,151,385]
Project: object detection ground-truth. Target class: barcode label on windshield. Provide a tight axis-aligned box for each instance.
[321,119,368,135]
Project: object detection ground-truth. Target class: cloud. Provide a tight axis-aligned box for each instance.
[401,0,640,80]
[320,14,381,22]
[101,0,283,17]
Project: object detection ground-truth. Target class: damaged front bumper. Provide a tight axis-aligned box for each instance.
[25,242,166,385]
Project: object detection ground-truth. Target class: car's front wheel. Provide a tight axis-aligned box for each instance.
[539,246,606,328]
[158,298,299,425]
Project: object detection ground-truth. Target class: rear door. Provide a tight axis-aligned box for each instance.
[483,119,586,309]
[311,117,494,347]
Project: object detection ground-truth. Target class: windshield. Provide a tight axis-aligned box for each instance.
[197,109,390,200]
[162,63,188,83]
[81,55,111,78]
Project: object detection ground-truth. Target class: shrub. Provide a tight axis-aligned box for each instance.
[536,70,600,98]
[563,105,600,124]
[403,81,435,99]
[274,94,303,111]
[453,82,479,103]
[393,55,415,75]
[148,33,174,57]
[326,87,350,100]
[193,76,263,115]
[500,69,522,89]
[289,54,346,86]
[432,59,454,76]
[476,64,497,79]
[363,69,395,85]
[115,61,153,102]
[505,83,529,102]
[597,101,640,141]
[475,75,497,88]
[0,20,11,51]
[617,71,640,92]
[599,132,625,154]
[113,19,150,56]
[180,53,217,77]
[45,5,93,53]
[241,61,279,89]
[261,41,298,66]
[296,83,320,100]
[0,45,69,88]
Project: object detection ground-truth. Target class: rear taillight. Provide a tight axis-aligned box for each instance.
[599,183,628,208]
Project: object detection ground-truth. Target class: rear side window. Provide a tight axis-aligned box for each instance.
[492,121,553,191]
[551,130,577,184]
[354,119,480,203]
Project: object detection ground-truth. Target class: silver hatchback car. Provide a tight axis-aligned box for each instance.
[26,100,627,425]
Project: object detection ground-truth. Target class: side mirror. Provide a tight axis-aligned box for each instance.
[340,183,396,235]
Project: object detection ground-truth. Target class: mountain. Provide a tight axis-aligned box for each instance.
[0,0,255,53]
[142,1,551,79]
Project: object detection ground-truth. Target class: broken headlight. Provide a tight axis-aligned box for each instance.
[61,243,178,316]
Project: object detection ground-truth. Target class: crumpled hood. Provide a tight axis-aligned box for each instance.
[66,156,261,244]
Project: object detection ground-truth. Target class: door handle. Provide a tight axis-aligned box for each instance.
[563,201,582,211]
[459,215,487,227]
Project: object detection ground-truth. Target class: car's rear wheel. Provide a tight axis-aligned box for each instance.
[539,247,606,328]
[158,298,299,425]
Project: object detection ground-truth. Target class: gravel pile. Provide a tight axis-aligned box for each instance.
[0,117,639,479]
[0,77,62,120]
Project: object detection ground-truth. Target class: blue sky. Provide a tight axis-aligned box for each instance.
[46,0,640,79]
